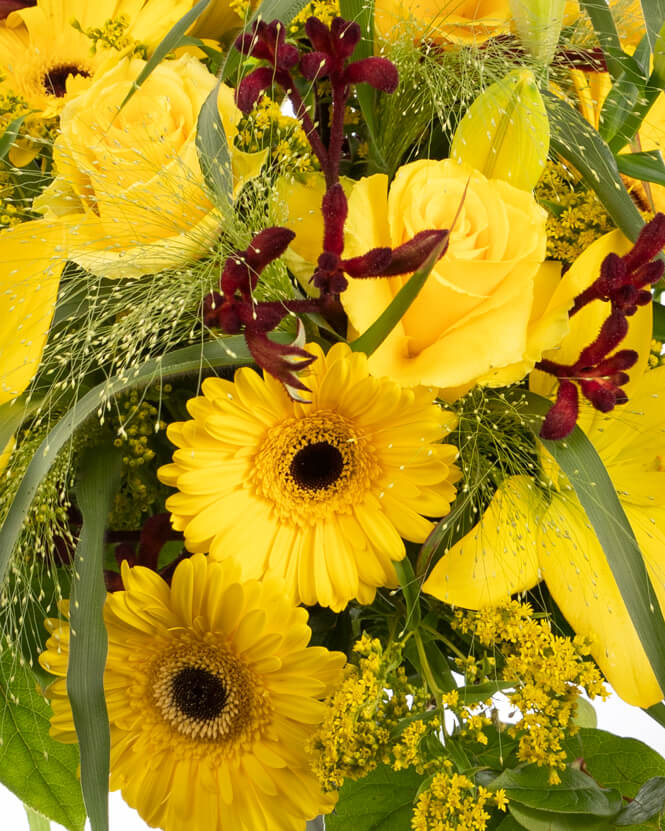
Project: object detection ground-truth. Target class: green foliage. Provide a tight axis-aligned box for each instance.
[326,764,422,831]
[196,83,233,214]
[0,650,85,831]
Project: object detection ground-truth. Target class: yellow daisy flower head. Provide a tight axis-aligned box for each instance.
[39,553,345,831]
[158,342,461,611]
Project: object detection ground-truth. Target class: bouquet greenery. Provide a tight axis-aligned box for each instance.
[2,0,665,829]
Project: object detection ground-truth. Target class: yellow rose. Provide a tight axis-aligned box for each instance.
[341,159,568,395]
[187,0,258,40]
[35,55,263,279]
[375,0,511,46]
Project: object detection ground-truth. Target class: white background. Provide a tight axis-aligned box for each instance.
[2,693,665,829]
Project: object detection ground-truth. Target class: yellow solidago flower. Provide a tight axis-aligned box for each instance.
[424,234,664,707]
[0,0,194,119]
[159,342,460,611]
[39,554,345,831]
[411,761,507,831]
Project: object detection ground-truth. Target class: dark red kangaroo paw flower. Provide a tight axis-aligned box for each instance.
[540,380,579,440]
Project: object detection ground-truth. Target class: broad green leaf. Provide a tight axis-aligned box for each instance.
[598,78,640,144]
[196,83,233,212]
[496,816,528,831]
[491,765,623,817]
[457,680,515,705]
[615,778,665,826]
[0,335,262,588]
[416,488,478,575]
[509,803,613,831]
[579,1,645,84]
[0,113,31,160]
[393,557,421,628]
[119,0,212,110]
[641,1,665,52]
[544,92,645,243]
[326,764,422,831]
[608,81,662,154]
[25,806,50,831]
[0,650,85,831]
[561,729,665,797]
[616,150,665,186]
[67,446,122,831]
[572,698,597,730]
[349,234,449,356]
[516,390,665,699]
[653,302,665,340]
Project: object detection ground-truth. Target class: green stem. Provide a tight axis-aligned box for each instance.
[414,630,442,706]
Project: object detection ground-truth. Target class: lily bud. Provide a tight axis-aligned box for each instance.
[450,68,549,191]
[509,0,566,65]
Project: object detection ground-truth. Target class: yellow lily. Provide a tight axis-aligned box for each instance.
[423,231,665,707]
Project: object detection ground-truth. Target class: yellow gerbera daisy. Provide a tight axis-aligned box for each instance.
[39,554,345,831]
[423,232,664,707]
[158,342,461,611]
[0,0,192,118]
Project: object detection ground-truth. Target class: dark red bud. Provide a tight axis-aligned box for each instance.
[579,379,618,412]
[0,0,35,18]
[540,379,579,440]
[305,16,332,52]
[345,57,399,93]
[202,291,224,326]
[343,247,392,277]
[300,51,332,81]
[331,18,361,58]
[577,310,628,367]
[380,229,449,277]
[245,226,296,272]
[245,330,316,394]
[595,348,638,373]
[622,212,665,272]
[236,66,275,113]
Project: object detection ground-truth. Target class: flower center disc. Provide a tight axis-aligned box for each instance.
[171,667,228,721]
[289,441,344,491]
[42,64,91,97]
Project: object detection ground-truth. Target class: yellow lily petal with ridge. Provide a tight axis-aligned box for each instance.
[0,219,64,405]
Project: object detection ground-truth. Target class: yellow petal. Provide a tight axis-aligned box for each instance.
[0,219,65,404]
[423,475,542,607]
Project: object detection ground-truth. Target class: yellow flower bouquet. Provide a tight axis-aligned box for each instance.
[2,0,665,829]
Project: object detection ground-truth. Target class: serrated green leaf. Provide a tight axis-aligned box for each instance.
[653,302,665,340]
[509,803,613,831]
[326,764,422,831]
[119,0,212,110]
[544,92,645,243]
[0,113,31,161]
[196,83,232,212]
[615,778,665,826]
[25,806,50,831]
[515,390,665,701]
[492,765,622,817]
[67,446,122,831]
[616,150,665,186]
[0,335,262,588]
[0,650,85,831]
[349,234,449,356]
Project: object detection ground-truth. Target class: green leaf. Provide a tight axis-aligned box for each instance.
[560,729,665,798]
[67,446,123,831]
[640,1,665,52]
[572,697,597,730]
[508,803,613,831]
[544,92,645,243]
[515,390,665,700]
[119,0,212,110]
[0,650,85,831]
[25,806,50,831]
[653,302,665,340]
[416,488,477,575]
[492,765,623,817]
[598,78,640,144]
[349,234,449,356]
[393,557,421,628]
[616,150,665,186]
[457,680,515,705]
[615,778,665,826]
[0,335,261,594]
[0,113,31,160]
[326,764,422,831]
[496,816,528,831]
[578,1,645,84]
[196,83,233,212]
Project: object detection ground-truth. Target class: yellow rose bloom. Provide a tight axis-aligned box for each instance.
[375,0,512,46]
[340,159,568,397]
[188,0,257,39]
[34,55,263,279]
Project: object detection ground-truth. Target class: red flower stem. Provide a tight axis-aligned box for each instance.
[326,80,347,187]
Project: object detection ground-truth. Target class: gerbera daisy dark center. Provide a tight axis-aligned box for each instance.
[290,441,344,490]
[42,64,91,97]
[171,667,228,721]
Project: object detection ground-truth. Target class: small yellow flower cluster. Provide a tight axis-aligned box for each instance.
[440,689,492,747]
[392,718,437,774]
[108,391,168,529]
[235,97,315,173]
[308,634,419,791]
[535,162,614,264]
[290,0,339,33]
[411,761,508,831]
[70,16,147,58]
[0,87,57,169]
[649,339,664,368]
[455,602,607,784]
